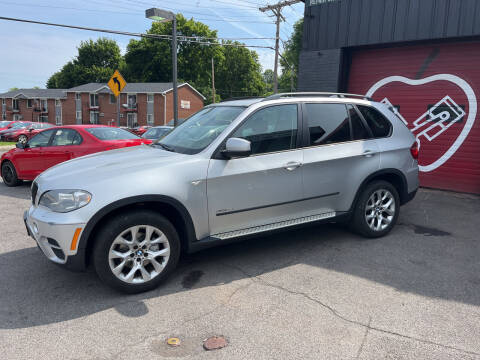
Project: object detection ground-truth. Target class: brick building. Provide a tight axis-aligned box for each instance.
[0,82,205,127]
[64,82,205,127]
[0,89,66,124]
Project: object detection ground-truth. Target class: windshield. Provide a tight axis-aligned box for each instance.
[86,127,140,141]
[156,106,246,154]
[143,127,172,139]
[0,121,11,127]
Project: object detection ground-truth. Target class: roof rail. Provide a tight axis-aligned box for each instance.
[262,92,373,102]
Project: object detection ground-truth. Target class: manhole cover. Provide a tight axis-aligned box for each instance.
[203,336,228,351]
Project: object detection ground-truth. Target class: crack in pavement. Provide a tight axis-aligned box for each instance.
[219,261,480,358]
[355,316,371,359]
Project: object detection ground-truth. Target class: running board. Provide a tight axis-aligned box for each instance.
[212,212,336,240]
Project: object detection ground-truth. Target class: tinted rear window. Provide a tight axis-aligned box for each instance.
[86,127,140,140]
[305,103,350,145]
[358,106,392,138]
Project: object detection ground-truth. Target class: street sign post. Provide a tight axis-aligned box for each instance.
[108,70,127,126]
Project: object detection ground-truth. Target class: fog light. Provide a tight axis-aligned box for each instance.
[32,222,39,234]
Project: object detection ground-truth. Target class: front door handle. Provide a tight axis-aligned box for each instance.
[284,161,303,171]
[363,150,376,158]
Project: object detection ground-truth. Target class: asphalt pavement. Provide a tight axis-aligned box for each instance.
[0,179,479,360]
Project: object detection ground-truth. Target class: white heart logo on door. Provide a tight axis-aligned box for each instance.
[366,74,477,172]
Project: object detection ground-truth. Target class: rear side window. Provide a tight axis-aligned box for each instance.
[358,106,392,138]
[348,105,371,141]
[305,103,350,145]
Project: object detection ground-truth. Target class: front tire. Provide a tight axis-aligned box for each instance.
[350,180,400,238]
[1,161,22,187]
[93,210,181,293]
[18,135,28,144]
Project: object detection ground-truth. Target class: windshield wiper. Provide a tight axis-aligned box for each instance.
[154,143,175,152]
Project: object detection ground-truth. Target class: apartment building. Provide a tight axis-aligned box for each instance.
[0,89,66,124]
[0,82,205,127]
[63,82,205,127]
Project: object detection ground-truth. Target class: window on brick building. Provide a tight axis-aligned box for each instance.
[56,115,62,126]
[75,93,81,100]
[147,94,154,103]
[76,111,82,121]
[90,94,99,107]
[40,99,48,112]
[127,94,137,109]
[110,94,116,104]
[39,115,48,123]
[90,111,100,124]
[12,99,19,110]
[147,114,154,125]
[2,112,6,120]
[55,99,61,106]
[27,99,33,108]
[1,98,5,105]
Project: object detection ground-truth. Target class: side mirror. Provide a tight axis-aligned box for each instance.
[28,128,34,132]
[222,138,251,159]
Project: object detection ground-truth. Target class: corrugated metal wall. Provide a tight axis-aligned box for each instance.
[303,0,480,51]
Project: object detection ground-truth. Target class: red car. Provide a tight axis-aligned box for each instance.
[2,122,54,144]
[1,125,152,186]
[0,120,14,132]
[0,121,32,137]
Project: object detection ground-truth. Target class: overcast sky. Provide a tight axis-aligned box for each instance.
[0,0,304,92]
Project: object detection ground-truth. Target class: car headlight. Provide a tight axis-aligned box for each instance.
[39,190,92,213]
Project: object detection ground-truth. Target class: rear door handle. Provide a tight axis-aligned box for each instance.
[284,161,303,171]
[363,150,376,158]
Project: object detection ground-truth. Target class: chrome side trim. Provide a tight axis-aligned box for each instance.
[213,211,336,240]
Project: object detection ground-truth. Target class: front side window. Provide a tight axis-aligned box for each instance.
[232,104,298,155]
[358,105,392,138]
[28,129,55,148]
[157,106,245,155]
[305,103,350,145]
[51,129,82,146]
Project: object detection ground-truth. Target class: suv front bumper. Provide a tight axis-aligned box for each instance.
[24,206,87,269]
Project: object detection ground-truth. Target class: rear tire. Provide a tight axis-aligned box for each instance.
[350,180,400,238]
[93,210,181,293]
[1,161,22,187]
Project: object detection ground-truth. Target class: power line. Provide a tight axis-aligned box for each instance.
[0,16,275,50]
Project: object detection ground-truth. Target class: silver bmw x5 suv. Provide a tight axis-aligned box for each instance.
[24,93,419,293]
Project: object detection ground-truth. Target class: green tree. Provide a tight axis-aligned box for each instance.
[279,18,303,91]
[46,38,123,88]
[9,87,19,91]
[263,69,274,94]
[124,14,264,102]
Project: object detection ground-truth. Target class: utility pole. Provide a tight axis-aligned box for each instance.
[211,58,216,103]
[260,0,301,94]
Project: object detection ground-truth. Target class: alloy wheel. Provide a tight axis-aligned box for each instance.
[108,225,170,284]
[2,164,13,184]
[365,189,396,231]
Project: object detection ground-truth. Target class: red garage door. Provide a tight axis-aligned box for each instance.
[348,41,480,194]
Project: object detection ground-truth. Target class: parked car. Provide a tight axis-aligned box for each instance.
[2,122,54,144]
[141,126,173,141]
[0,121,32,140]
[22,93,419,293]
[1,125,152,185]
[130,125,151,136]
[0,121,14,132]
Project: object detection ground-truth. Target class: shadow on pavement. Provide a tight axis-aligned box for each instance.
[1,189,479,330]
[0,180,32,201]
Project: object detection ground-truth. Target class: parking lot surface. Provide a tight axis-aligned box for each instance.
[0,178,479,360]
